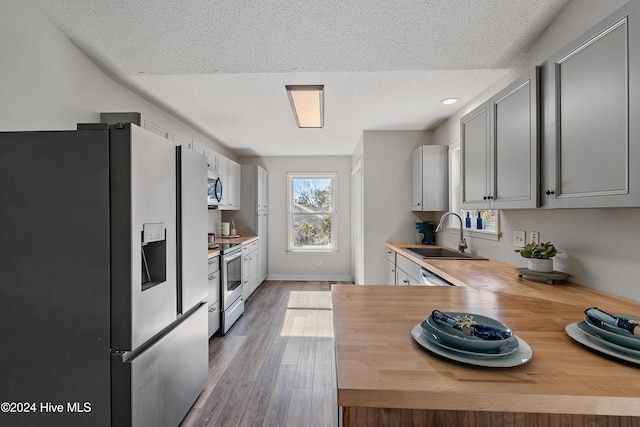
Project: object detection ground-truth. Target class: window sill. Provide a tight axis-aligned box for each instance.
[446,226,501,241]
[286,248,338,254]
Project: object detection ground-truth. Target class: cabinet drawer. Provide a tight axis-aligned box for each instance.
[207,271,220,303]
[208,300,220,338]
[396,267,419,286]
[249,240,259,253]
[386,248,396,264]
[396,255,421,282]
[207,256,220,275]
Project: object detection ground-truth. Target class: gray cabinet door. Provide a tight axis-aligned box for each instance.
[491,68,539,209]
[545,2,640,207]
[411,145,449,211]
[461,101,491,209]
[411,146,423,210]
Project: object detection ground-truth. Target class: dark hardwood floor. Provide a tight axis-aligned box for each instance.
[181,281,341,427]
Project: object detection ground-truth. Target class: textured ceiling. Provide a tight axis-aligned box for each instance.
[31,0,570,156]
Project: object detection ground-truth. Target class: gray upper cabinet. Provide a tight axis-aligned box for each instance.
[461,67,539,210]
[461,101,490,209]
[491,68,539,209]
[545,2,640,208]
[411,145,448,211]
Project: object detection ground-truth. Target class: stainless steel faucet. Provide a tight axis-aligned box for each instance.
[435,212,468,253]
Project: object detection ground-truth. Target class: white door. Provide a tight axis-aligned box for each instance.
[351,162,363,285]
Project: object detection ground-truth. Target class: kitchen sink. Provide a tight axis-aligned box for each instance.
[407,247,487,260]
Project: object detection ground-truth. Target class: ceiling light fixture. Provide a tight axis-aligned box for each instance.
[441,98,459,105]
[286,85,324,128]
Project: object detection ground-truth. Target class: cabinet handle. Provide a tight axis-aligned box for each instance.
[545,190,555,195]
[483,196,487,200]
[403,279,409,284]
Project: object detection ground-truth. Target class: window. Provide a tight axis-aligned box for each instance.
[287,172,337,252]
[449,144,500,240]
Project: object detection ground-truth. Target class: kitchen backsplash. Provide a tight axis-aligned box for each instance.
[208,209,222,236]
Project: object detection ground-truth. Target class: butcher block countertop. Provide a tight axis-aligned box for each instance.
[386,242,637,309]
[333,244,640,426]
[207,235,258,259]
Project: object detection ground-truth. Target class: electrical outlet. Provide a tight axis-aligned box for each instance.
[529,231,540,245]
[514,230,525,247]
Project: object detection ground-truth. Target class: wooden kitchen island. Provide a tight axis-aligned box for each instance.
[332,284,640,427]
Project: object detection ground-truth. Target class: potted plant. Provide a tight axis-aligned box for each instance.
[515,241,560,273]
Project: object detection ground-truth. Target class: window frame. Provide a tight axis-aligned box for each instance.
[287,172,338,253]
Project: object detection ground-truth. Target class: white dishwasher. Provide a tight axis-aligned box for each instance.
[419,268,454,286]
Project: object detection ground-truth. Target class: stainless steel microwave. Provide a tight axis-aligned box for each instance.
[207,169,222,207]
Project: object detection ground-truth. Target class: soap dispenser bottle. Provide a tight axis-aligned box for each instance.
[465,212,471,228]
[476,212,483,230]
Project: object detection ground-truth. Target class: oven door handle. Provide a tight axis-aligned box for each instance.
[223,248,242,262]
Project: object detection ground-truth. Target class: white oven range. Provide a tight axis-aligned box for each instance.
[220,243,243,333]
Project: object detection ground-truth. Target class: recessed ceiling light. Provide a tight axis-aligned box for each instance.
[286,85,324,128]
[441,98,459,105]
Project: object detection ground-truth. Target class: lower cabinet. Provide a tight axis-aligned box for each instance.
[386,248,396,285]
[242,239,260,300]
[395,254,421,286]
[207,256,220,338]
[387,261,396,285]
[396,267,420,286]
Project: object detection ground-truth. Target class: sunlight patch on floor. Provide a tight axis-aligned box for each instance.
[280,291,334,338]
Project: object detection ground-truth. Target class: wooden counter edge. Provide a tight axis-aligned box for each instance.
[337,388,640,417]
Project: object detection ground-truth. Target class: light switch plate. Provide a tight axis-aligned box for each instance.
[514,230,525,247]
[529,231,539,245]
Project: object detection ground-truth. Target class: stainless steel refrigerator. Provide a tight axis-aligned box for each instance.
[0,123,208,427]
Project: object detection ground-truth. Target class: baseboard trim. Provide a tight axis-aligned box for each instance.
[267,274,353,282]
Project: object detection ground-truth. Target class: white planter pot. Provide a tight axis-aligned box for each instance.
[528,258,553,273]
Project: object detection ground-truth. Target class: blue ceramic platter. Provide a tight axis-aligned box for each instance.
[421,323,519,358]
[566,323,640,366]
[583,316,640,351]
[411,324,532,368]
[422,312,516,353]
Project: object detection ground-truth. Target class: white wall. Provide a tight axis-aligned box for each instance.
[0,0,233,158]
[240,156,352,282]
[358,130,442,284]
[434,0,640,301]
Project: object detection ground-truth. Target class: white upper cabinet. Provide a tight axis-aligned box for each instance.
[462,68,539,210]
[216,154,241,210]
[173,134,192,150]
[544,2,640,208]
[226,160,241,210]
[204,148,217,170]
[411,145,448,211]
[257,166,268,210]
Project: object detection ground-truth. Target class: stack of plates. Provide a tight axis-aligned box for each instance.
[410,311,532,367]
[566,312,640,365]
